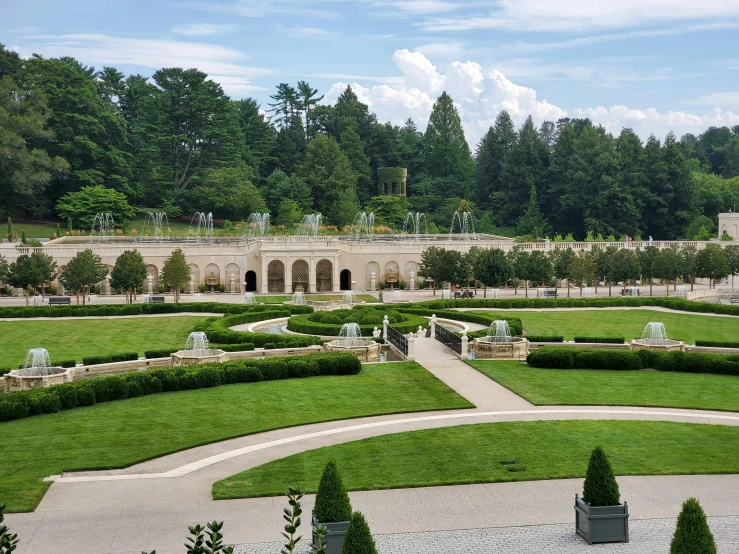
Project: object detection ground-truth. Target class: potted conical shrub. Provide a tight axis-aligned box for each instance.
[575,446,629,544]
[313,460,352,554]
[670,497,716,554]
[341,512,377,554]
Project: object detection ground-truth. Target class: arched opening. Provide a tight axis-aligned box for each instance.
[267,260,285,292]
[144,264,159,293]
[365,261,380,290]
[245,271,257,292]
[340,269,351,290]
[384,261,399,289]
[292,260,309,292]
[404,261,419,288]
[391,182,397,194]
[225,263,240,293]
[383,182,388,194]
[204,263,220,292]
[316,259,333,292]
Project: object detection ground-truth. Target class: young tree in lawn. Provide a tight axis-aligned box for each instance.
[595,245,618,296]
[638,245,660,296]
[110,250,147,304]
[551,247,575,297]
[568,251,597,297]
[419,247,468,293]
[681,245,699,291]
[724,244,739,291]
[160,248,190,303]
[608,248,642,295]
[468,247,512,297]
[657,245,684,296]
[507,247,530,296]
[59,249,108,305]
[524,251,553,293]
[695,244,730,288]
[7,252,57,305]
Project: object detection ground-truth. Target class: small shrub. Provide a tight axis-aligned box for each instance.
[341,512,378,554]
[670,497,716,554]
[525,336,564,342]
[53,383,79,410]
[26,390,62,415]
[287,358,319,378]
[257,358,289,380]
[144,349,177,359]
[314,460,352,523]
[582,446,620,507]
[55,359,77,368]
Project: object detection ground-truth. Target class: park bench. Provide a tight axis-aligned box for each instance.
[622,288,642,297]
[150,296,165,303]
[453,290,474,299]
[539,290,558,298]
[49,297,71,306]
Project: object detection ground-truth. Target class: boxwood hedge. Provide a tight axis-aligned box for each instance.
[574,337,625,344]
[287,307,427,336]
[0,352,361,422]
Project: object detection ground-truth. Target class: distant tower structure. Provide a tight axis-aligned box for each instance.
[378,167,407,197]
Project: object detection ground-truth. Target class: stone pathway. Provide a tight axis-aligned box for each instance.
[234,516,739,554]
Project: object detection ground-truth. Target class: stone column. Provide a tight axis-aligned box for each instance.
[309,257,316,293]
[332,257,340,293]
[406,333,416,361]
[285,259,293,294]
[460,331,468,360]
[260,258,268,294]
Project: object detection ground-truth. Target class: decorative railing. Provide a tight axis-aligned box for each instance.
[385,325,408,357]
[435,324,462,355]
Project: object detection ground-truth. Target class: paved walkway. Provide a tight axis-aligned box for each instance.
[5,337,739,553]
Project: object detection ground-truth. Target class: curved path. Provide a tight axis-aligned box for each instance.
[7,337,739,553]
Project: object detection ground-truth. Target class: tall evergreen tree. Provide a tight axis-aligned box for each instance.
[233,98,277,179]
[340,128,373,203]
[475,111,516,212]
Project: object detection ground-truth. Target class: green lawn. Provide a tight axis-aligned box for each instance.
[0,316,208,368]
[256,295,378,304]
[0,362,471,512]
[471,361,739,411]
[475,309,739,344]
[213,420,739,499]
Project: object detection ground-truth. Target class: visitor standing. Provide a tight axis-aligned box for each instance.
[378,289,383,303]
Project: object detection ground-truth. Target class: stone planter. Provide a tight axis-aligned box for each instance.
[575,495,629,544]
[313,517,349,554]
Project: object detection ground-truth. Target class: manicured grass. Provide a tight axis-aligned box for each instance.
[471,361,739,411]
[477,309,739,344]
[0,362,471,512]
[0,316,209,368]
[213,420,739,499]
[256,295,378,303]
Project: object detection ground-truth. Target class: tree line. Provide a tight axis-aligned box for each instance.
[2,44,739,238]
[419,245,739,297]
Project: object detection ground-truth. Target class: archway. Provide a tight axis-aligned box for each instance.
[316,259,333,292]
[245,271,257,292]
[404,261,419,287]
[365,261,380,290]
[267,260,285,293]
[225,263,241,293]
[204,263,220,292]
[292,260,309,292]
[340,269,351,290]
[384,261,400,289]
[188,264,200,293]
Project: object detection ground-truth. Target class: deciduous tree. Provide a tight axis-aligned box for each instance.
[110,249,147,303]
[160,248,190,303]
[59,249,108,305]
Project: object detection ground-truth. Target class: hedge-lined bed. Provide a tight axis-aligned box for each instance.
[203,309,323,349]
[526,348,739,376]
[287,306,428,336]
[394,308,523,337]
[413,296,739,316]
[0,352,361,422]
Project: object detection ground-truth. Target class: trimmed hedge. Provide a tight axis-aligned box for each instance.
[204,309,323,349]
[82,352,139,366]
[0,301,314,319]
[525,336,564,343]
[0,352,362,422]
[694,340,739,349]
[144,349,178,359]
[528,347,739,376]
[574,337,625,344]
[396,308,523,336]
[287,309,427,337]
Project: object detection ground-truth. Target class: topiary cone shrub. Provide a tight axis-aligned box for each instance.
[341,512,377,554]
[314,460,352,523]
[670,498,716,554]
[583,446,620,506]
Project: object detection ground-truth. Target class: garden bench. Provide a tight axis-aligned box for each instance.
[150,296,165,303]
[540,290,558,298]
[453,290,474,299]
[49,297,71,306]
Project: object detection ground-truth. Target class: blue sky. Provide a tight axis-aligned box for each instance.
[4,0,739,144]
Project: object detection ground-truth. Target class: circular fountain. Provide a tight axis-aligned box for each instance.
[4,348,75,392]
[323,323,380,362]
[171,332,229,366]
[472,320,529,359]
[630,322,684,351]
[340,290,365,307]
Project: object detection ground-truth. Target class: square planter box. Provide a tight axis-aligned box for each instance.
[575,495,629,544]
[313,517,349,554]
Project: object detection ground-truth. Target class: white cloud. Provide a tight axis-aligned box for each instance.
[421,0,739,32]
[277,26,338,38]
[171,23,238,36]
[17,34,275,96]
[360,0,463,15]
[326,49,739,146]
[691,92,739,108]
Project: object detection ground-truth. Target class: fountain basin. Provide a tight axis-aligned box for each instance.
[472,337,529,359]
[629,339,685,351]
[5,367,75,392]
[323,339,381,362]
[171,349,230,367]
